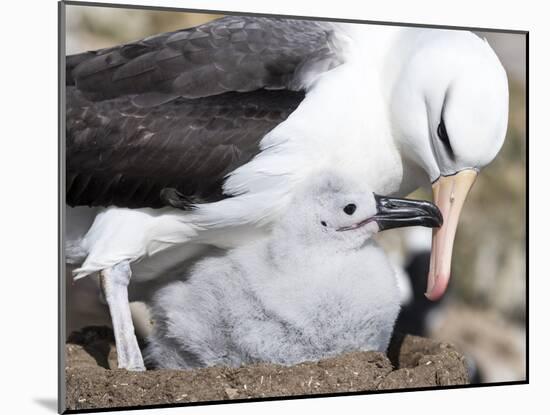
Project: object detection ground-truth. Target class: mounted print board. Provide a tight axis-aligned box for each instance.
[59,1,527,412]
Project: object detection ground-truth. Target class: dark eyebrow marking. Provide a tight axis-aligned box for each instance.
[437,119,453,154]
[437,93,455,160]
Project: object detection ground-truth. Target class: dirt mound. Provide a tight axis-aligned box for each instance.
[65,327,468,411]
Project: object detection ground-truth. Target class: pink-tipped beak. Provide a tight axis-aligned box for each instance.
[425,169,478,301]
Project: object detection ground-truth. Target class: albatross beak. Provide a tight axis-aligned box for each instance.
[373,195,443,231]
[426,169,478,301]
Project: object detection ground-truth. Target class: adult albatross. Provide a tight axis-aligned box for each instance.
[65,16,509,370]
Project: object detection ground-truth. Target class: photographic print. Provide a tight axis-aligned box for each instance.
[60,1,527,412]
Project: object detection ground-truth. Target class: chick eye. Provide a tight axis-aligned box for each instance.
[437,119,454,157]
[320,221,327,227]
[343,204,356,215]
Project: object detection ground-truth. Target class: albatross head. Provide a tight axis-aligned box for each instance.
[390,30,509,300]
[276,171,442,251]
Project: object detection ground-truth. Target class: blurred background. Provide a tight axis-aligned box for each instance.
[65,5,526,384]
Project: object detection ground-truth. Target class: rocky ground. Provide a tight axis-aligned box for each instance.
[65,327,468,411]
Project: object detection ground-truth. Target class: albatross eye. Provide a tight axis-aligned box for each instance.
[344,204,357,215]
[321,221,327,227]
[437,119,454,157]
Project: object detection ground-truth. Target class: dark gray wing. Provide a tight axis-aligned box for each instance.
[66,16,342,208]
[66,87,304,208]
[67,16,341,105]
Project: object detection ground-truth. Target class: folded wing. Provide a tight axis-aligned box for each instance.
[66,16,342,208]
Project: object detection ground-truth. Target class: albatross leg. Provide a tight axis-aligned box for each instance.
[99,261,145,371]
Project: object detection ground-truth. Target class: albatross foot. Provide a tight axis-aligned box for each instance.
[100,261,146,371]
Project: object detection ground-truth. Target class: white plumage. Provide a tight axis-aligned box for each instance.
[69,25,507,282]
[66,21,508,370]
[145,172,401,368]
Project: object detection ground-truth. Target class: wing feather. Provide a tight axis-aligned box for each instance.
[66,16,344,208]
[66,87,304,208]
[67,16,342,101]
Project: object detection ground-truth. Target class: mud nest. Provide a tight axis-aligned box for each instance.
[65,326,468,411]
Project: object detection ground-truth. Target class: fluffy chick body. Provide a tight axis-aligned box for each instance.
[145,231,400,369]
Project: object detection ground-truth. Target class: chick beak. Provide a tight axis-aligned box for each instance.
[373,195,443,231]
[426,169,478,301]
